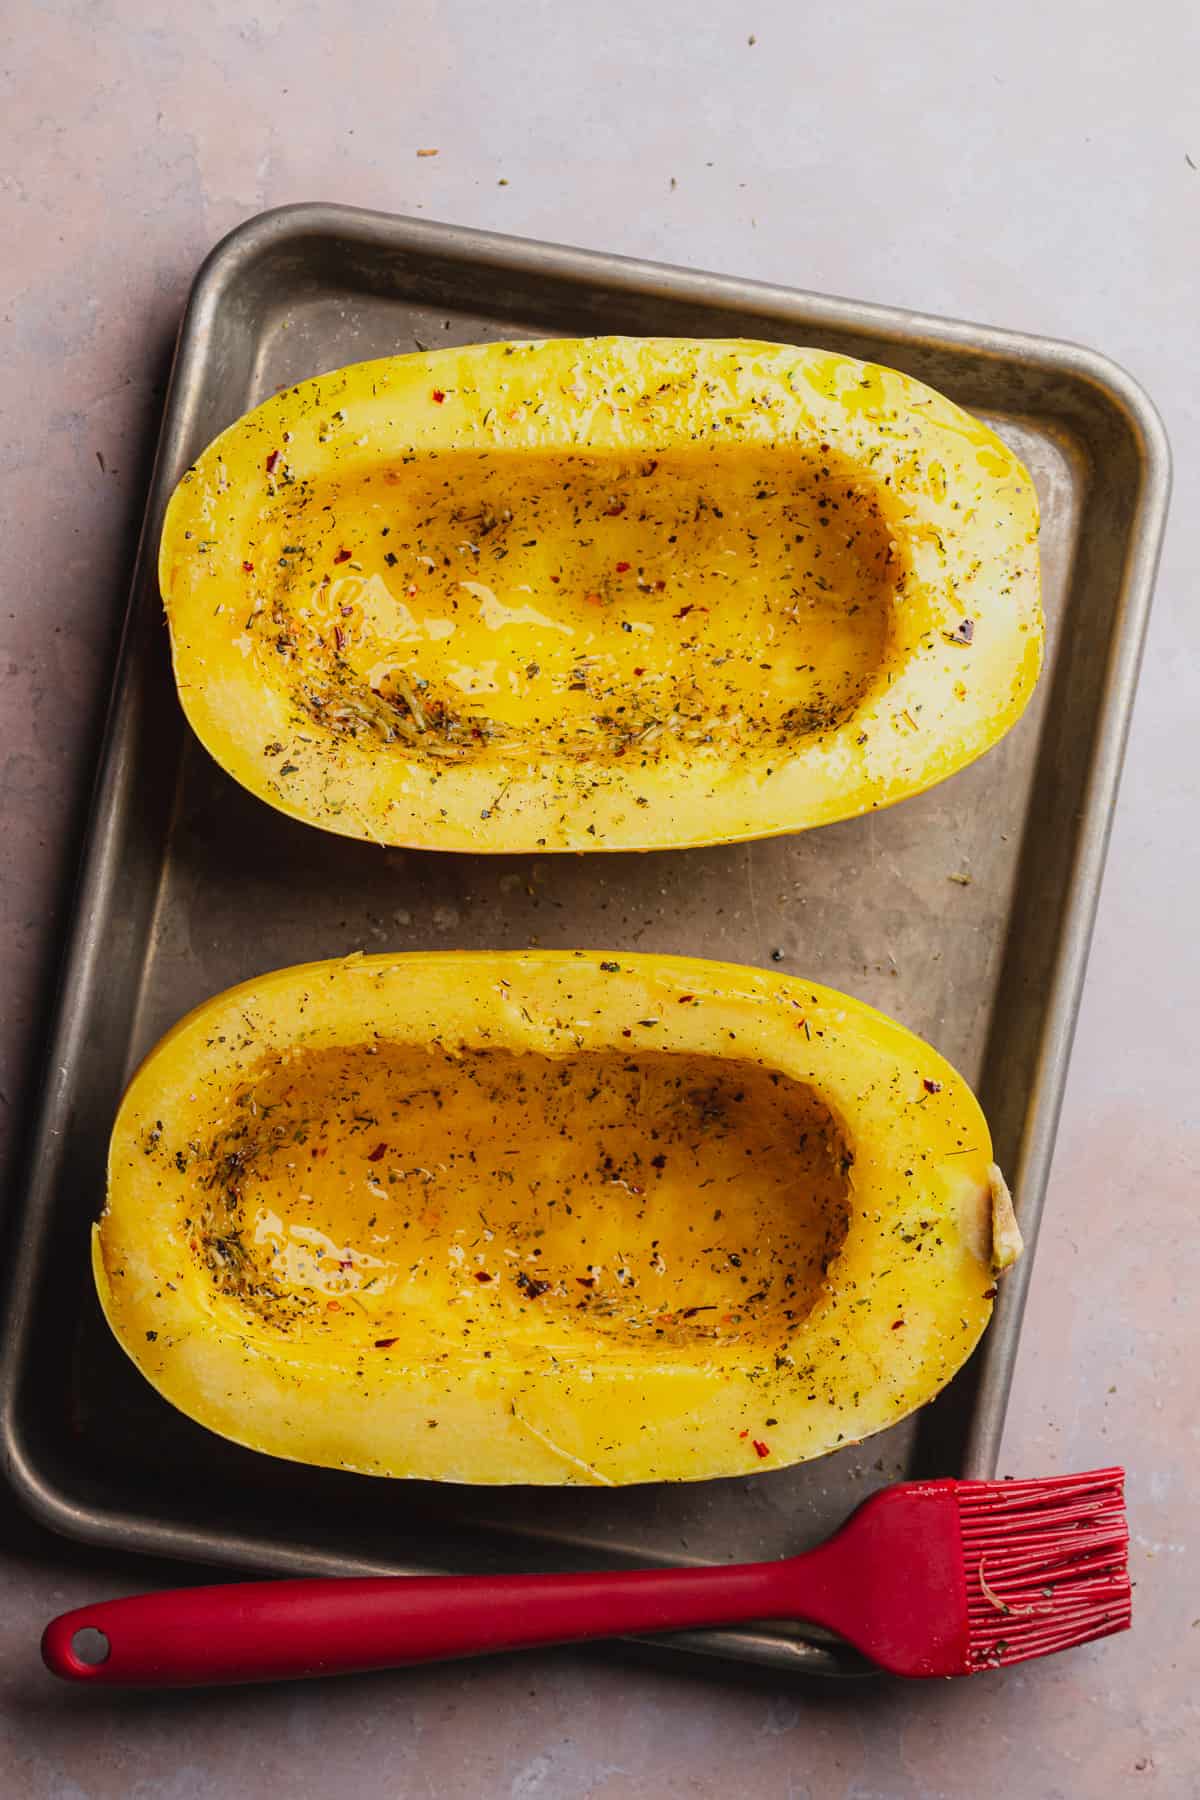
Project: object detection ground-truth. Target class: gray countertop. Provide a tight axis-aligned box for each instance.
[1,2,1196,1793]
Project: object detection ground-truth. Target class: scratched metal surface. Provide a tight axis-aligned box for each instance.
[0,209,1168,1677]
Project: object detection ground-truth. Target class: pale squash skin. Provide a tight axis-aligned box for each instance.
[95,952,1016,1484]
[160,338,1042,852]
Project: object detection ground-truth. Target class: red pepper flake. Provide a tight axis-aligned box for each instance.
[474,1270,494,1283]
[738,1428,750,1439]
[622,1028,633,1038]
[265,450,279,474]
[550,573,560,582]
[982,1285,999,1300]
[241,560,254,573]
[678,994,695,1004]
[333,548,352,565]
[367,1142,387,1162]
[923,1078,943,1094]
[674,604,709,620]
[753,1440,771,1459]
[406,583,419,598]
[604,500,626,516]
[585,592,604,606]
[632,666,646,676]
[615,560,631,573]
[333,625,345,651]
[654,579,666,591]
[326,1300,341,1312]
[891,1319,905,1330]
[431,389,446,404]
[374,1338,398,1349]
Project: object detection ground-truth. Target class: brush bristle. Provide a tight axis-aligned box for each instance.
[955,1468,1131,1669]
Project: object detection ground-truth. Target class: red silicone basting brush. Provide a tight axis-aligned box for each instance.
[42,1468,1130,1686]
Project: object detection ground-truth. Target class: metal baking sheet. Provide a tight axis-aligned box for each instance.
[0,205,1169,1677]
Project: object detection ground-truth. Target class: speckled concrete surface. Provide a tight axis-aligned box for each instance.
[1,2,1196,1794]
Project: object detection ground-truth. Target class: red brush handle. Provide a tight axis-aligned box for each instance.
[43,1561,818,1686]
[43,1475,1129,1684]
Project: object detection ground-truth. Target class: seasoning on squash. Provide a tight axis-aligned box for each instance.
[93,950,1018,1485]
[159,338,1042,854]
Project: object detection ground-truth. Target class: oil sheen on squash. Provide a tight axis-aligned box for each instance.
[247,447,893,766]
[95,952,1017,1485]
[160,338,1042,852]
[189,1044,851,1362]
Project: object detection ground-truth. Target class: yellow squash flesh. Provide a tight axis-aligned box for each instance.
[160,338,1042,852]
[95,952,1018,1484]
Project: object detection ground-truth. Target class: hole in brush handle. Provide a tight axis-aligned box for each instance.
[70,1626,111,1667]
